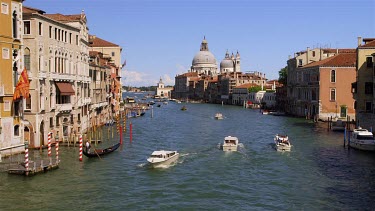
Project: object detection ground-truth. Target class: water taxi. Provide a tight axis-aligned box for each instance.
[215,113,223,120]
[349,128,375,151]
[222,136,239,151]
[274,134,292,151]
[147,150,179,168]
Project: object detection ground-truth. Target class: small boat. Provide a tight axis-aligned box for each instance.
[83,142,121,158]
[214,113,223,120]
[349,127,375,151]
[147,150,179,168]
[262,110,269,115]
[181,106,187,111]
[274,134,291,151]
[157,104,161,107]
[222,136,239,151]
[331,120,346,131]
[104,119,116,126]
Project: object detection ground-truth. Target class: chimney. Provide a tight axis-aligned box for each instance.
[336,48,339,54]
[320,48,322,60]
[306,47,310,64]
[358,36,362,46]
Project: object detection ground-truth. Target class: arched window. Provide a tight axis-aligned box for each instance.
[24,48,30,70]
[330,88,336,101]
[331,70,336,83]
[14,125,20,136]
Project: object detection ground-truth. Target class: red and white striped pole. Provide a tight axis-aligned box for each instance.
[48,132,52,165]
[79,134,83,161]
[24,143,29,175]
[48,132,52,157]
[55,138,59,164]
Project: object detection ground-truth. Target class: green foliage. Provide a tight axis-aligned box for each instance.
[278,66,287,85]
[248,86,262,93]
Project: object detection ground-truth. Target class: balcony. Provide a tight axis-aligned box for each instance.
[56,103,73,112]
[38,71,47,79]
[49,72,74,82]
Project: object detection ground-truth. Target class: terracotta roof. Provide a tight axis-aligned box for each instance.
[235,83,258,89]
[44,13,81,22]
[23,6,45,14]
[89,51,100,57]
[182,72,198,77]
[360,40,375,48]
[89,35,119,47]
[303,53,356,68]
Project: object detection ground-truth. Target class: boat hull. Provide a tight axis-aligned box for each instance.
[349,141,375,151]
[222,144,238,152]
[148,154,179,168]
[275,143,291,151]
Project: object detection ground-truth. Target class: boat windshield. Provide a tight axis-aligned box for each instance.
[150,154,163,158]
[357,135,374,140]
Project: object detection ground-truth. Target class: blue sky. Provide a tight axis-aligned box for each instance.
[25,0,374,87]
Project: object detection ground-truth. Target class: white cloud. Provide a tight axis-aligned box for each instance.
[163,74,175,86]
[121,69,157,87]
[176,63,189,75]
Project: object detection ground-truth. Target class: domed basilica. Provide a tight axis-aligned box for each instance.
[190,37,241,77]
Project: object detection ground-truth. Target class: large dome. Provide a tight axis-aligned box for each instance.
[220,59,234,69]
[192,51,217,65]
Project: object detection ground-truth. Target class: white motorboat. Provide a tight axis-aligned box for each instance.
[215,113,223,120]
[147,150,179,168]
[274,134,292,151]
[349,128,375,151]
[222,136,239,151]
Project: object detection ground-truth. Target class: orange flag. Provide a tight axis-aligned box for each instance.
[13,68,30,100]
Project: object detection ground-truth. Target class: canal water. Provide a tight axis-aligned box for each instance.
[1,98,375,210]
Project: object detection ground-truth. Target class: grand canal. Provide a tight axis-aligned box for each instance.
[1,97,375,210]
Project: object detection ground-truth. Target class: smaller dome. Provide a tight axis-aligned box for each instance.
[220,59,234,69]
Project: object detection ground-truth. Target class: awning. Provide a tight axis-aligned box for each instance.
[55,82,75,96]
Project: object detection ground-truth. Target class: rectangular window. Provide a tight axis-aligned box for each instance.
[298,59,303,67]
[76,35,79,45]
[330,88,336,101]
[69,33,72,44]
[14,101,20,116]
[50,117,54,128]
[4,101,10,111]
[312,51,316,57]
[38,22,42,35]
[111,52,115,57]
[65,31,67,42]
[367,57,373,68]
[331,70,336,83]
[1,3,8,14]
[24,21,31,34]
[49,26,52,38]
[25,97,31,110]
[56,116,60,126]
[366,102,372,112]
[55,28,57,39]
[2,48,9,59]
[365,82,373,94]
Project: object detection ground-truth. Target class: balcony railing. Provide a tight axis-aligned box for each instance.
[56,103,73,112]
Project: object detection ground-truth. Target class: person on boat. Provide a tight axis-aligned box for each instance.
[85,141,91,152]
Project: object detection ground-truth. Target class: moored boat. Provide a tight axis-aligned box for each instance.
[222,136,239,151]
[331,120,346,131]
[349,127,375,151]
[147,150,179,168]
[274,134,291,151]
[181,106,187,111]
[83,142,121,158]
[215,113,223,120]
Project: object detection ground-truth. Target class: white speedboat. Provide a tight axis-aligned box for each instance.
[147,150,179,168]
[274,134,292,151]
[215,113,223,120]
[222,136,239,151]
[349,128,375,151]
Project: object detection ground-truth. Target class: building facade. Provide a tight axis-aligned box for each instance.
[353,37,375,128]
[0,0,25,156]
[22,6,90,148]
[155,77,173,98]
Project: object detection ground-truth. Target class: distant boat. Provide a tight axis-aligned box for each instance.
[222,136,239,151]
[181,106,187,111]
[214,113,223,120]
[83,142,121,158]
[274,134,291,151]
[147,150,179,168]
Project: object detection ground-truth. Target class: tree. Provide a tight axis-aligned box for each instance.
[248,86,262,93]
[278,66,287,85]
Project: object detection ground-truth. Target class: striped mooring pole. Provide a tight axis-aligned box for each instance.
[24,144,29,174]
[48,132,52,157]
[79,134,83,161]
[55,139,59,164]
